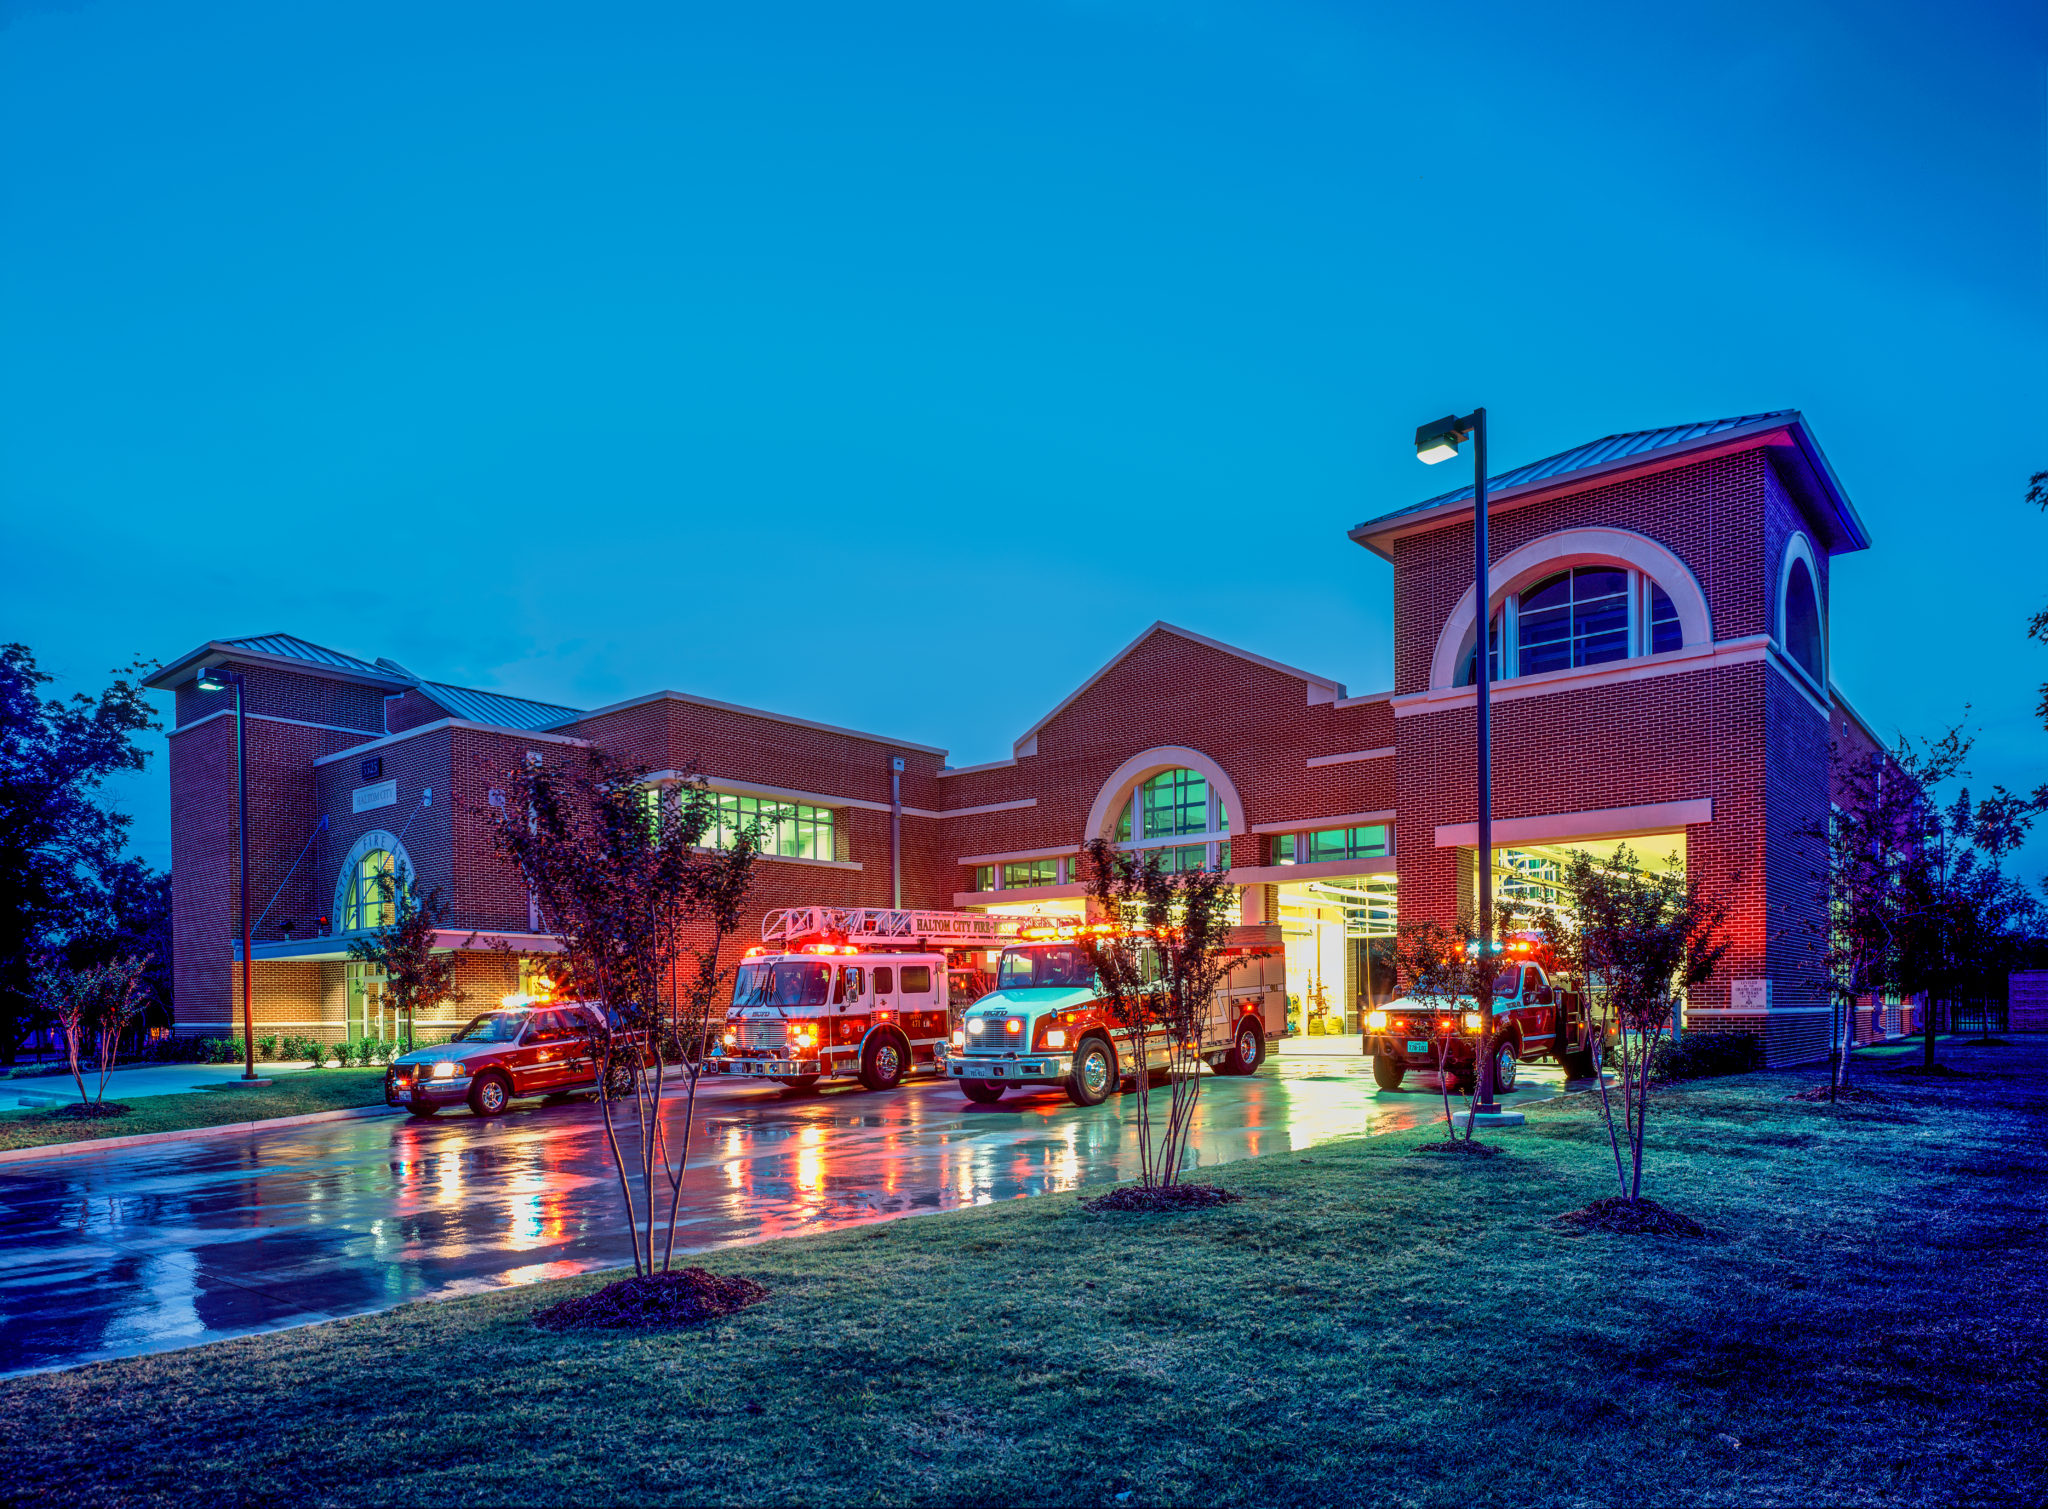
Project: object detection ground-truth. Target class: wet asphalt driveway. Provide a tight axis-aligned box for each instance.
[0,1054,1566,1376]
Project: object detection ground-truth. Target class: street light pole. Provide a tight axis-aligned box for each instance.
[198,666,258,1081]
[1415,408,1503,1116]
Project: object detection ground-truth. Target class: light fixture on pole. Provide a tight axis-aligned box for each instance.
[196,664,260,1083]
[1414,408,1509,1120]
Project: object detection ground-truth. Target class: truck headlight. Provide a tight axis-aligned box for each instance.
[1462,1012,1482,1032]
[1047,1029,1067,1049]
[951,1030,965,1048]
[431,1061,459,1079]
[722,1030,736,1046]
[1367,1010,1387,1030]
[967,1018,985,1036]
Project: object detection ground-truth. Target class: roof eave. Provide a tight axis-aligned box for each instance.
[143,641,414,693]
[1347,413,1868,559]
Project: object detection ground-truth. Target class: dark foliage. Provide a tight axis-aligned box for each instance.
[1413,1138,1504,1157]
[0,644,163,1063]
[1554,1196,1708,1238]
[1081,1183,1241,1212]
[531,1269,767,1332]
[46,1100,130,1121]
[1650,1032,1765,1083]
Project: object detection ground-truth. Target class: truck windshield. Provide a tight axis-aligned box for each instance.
[996,946,1095,991]
[732,961,833,1008]
[1492,969,1521,997]
[451,1012,527,1043]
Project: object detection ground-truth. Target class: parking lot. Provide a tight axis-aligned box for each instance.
[0,1049,1567,1375]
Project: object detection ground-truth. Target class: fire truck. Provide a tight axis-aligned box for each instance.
[944,921,1287,1106]
[1364,937,1609,1092]
[709,907,1061,1092]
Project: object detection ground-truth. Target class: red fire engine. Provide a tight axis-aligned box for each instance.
[709,907,1059,1092]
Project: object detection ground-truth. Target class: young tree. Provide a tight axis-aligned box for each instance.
[491,750,760,1278]
[2027,468,2047,731]
[1551,845,1728,1205]
[0,645,160,1064]
[345,866,465,1053]
[1393,901,1529,1143]
[1073,837,1238,1192]
[36,953,150,1111]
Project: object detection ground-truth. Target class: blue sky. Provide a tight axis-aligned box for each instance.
[4,0,2045,880]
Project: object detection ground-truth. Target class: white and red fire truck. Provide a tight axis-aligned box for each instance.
[709,907,1060,1092]
[944,921,1287,1106]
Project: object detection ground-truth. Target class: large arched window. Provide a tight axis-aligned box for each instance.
[340,848,398,931]
[1459,565,1685,686]
[1783,557,1822,684]
[1112,767,1231,872]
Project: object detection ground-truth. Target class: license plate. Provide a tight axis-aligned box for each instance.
[1406,1040,1428,1054]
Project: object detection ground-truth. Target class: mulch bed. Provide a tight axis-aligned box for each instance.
[1554,1196,1708,1238]
[45,1102,131,1120]
[1790,1085,1889,1104]
[1082,1183,1241,1213]
[1413,1138,1504,1157]
[531,1268,767,1332]
[1888,1063,1971,1079]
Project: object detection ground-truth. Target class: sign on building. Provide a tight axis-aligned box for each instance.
[1730,978,1771,1012]
[353,779,398,813]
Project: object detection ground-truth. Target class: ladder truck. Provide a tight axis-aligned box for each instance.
[710,907,1060,1093]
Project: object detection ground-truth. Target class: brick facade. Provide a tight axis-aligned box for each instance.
[147,414,1875,1064]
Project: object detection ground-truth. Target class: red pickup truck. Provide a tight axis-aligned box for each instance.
[1365,961,1607,1092]
[385,1002,641,1117]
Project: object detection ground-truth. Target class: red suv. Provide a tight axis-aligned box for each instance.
[385,1003,640,1118]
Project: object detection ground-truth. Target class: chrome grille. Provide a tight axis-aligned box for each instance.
[963,1017,1023,1053]
[736,1020,789,1052]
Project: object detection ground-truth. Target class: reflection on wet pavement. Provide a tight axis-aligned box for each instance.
[0,1056,1565,1375]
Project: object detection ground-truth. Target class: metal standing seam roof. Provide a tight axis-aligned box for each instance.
[1354,411,1801,533]
[421,682,586,731]
[218,633,398,678]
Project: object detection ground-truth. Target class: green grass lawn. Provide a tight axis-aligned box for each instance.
[5,1043,2045,1507]
[0,1069,391,1153]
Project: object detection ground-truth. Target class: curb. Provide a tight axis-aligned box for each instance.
[0,1103,401,1167]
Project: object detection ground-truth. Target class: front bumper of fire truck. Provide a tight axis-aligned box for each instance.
[1365,1009,1487,1068]
[945,1051,1073,1084]
[711,1051,826,1078]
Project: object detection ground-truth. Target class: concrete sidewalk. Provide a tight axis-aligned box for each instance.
[8,1061,322,1107]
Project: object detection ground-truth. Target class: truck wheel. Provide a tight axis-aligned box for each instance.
[1221,1019,1264,1076]
[1494,1041,1520,1092]
[961,1078,1005,1104]
[1065,1037,1117,1106]
[1371,1054,1405,1090]
[776,1075,821,1092]
[860,1033,908,1092]
[604,1058,640,1100]
[406,1103,439,1119]
[467,1071,511,1117]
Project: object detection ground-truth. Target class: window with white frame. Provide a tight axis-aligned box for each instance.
[1459,565,1686,686]
[1111,768,1231,871]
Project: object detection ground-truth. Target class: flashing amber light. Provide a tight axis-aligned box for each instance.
[1462,1011,1483,1032]
[745,946,766,957]
[1005,1019,1022,1035]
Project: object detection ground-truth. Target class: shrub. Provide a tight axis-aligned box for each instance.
[255,1035,278,1062]
[330,1040,355,1069]
[1650,1031,1765,1082]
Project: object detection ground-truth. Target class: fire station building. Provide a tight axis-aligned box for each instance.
[147,410,1878,1065]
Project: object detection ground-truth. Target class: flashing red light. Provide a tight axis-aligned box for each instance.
[1005,1019,1022,1035]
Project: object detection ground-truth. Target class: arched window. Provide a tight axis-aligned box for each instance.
[1459,565,1686,686]
[1783,556,1822,684]
[341,849,398,931]
[1112,767,1230,871]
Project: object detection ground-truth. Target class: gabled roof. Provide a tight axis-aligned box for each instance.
[420,682,585,731]
[1348,410,1870,559]
[998,623,1346,761]
[145,632,414,691]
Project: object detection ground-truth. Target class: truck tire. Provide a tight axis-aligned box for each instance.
[604,1057,640,1100]
[1220,1018,1265,1076]
[467,1071,512,1117]
[961,1078,1005,1104]
[860,1032,908,1092]
[1065,1036,1117,1106]
[406,1103,440,1119]
[776,1074,821,1092]
[1561,1034,1604,1079]
[1371,1054,1405,1090]
[1492,1040,1520,1092]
